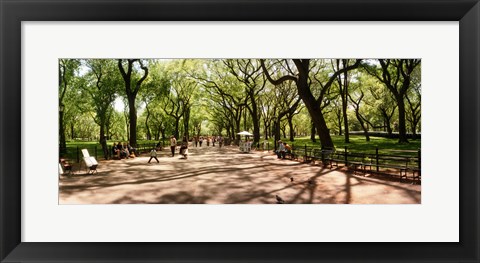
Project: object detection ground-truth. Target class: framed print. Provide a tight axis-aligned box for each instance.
[1,0,479,262]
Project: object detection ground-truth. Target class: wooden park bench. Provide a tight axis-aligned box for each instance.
[372,155,411,180]
[345,152,365,175]
[302,147,314,163]
[326,150,346,169]
[81,149,98,175]
[311,148,335,166]
[284,146,297,160]
[408,158,421,183]
[59,158,74,175]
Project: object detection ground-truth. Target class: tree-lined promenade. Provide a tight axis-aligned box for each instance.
[60,59,421,204]
[59,145,420,204]
[59,59,421,161]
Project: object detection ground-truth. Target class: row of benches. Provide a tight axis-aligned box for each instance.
[285,147,421,182]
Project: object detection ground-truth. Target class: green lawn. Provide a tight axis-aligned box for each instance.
[62,135,420,162]
[264,135,421,156]
[62,139,161,162]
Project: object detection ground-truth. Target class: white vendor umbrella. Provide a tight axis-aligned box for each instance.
[237,131,253,136]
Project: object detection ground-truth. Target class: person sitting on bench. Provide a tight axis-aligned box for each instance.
[276,140,286,159]
[112,143,120,159]
[122,142,130,158]
[284,143,292,155]
[127,143,136,157]
[116,142,126,159]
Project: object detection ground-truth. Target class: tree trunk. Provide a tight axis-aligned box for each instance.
[118,59,148,148]
[269,121,273,138]
[310,122,316,143]
[230,125,235,142]
[105,124,110,141]
[144,106,151,140]
[128,96,137,147]
[263,120,269,140]
[381,109,393,137]
[243,110,247,131]
[281,124,286,139]
[160,126,166,141]
[338,60,350,143]
[249,95,261,145]
[296,62,334,148]
[99,123,109,160]
[145,117,151,141]
[355,112,370,142]
[396,95,409,143]
[173,117,180,140]
[412,121,418,139]
[59,107,66,154]
[337,110,342,136]
[273,119,281,150]
[288,117,294,142]
[184,107,190,140]
[155,127,160,140]
[304,102,332,147]
[196,124,202,138]
[342,97,349,143]
[235,119,241,145]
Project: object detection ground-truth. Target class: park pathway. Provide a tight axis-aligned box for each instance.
[59,145,421,204]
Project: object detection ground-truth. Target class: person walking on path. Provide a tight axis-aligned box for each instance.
[170,135,177,157]
[148,148,159,163]
[179,136,189,159]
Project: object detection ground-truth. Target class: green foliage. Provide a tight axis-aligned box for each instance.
[60,59,421,153]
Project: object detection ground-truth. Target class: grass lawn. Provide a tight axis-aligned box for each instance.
[62,139,161,162]
[264,135,421,156]
[62,134,420,162]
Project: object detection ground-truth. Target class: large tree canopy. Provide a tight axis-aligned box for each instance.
[59,58,421,155]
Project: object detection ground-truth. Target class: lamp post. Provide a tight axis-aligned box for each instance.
[59,103,66,155]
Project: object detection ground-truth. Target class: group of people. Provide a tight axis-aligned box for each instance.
[275,140,292,159]
[149,135,182,163]
[112,142,136,159]
[149,135,187,163]
[168,135,188,158]
[127,135,292,163]
[191,136,224,148]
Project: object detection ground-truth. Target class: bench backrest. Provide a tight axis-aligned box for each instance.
[347,152,365,162]
[81,149,90,157]
[313,148,334,159]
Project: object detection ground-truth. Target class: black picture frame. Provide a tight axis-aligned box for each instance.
[1,0,479,262]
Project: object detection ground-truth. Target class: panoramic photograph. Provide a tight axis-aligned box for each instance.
[58,58,421,204]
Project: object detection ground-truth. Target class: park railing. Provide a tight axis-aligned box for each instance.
[286,144,420,182]
[59,145,100,163]
[135,143,158,154]
[60,143,161,163]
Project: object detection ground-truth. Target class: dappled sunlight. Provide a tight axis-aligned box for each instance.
[60,146,420,204]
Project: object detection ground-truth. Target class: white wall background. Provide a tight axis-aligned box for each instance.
[22,22,458,242]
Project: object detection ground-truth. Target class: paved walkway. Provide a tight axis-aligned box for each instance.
[59,145,421,204]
